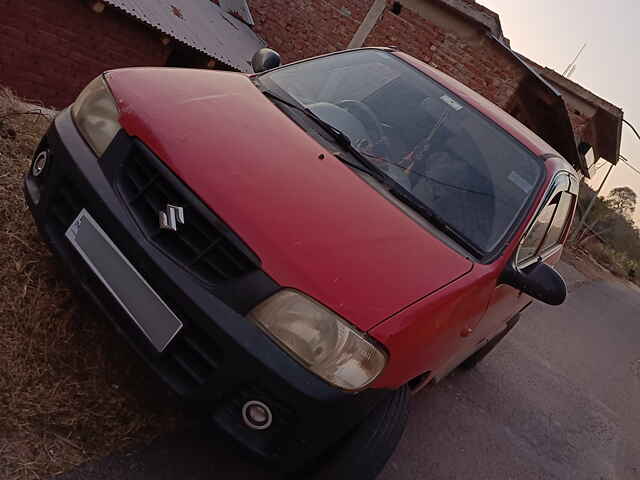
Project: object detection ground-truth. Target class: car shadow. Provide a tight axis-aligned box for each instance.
[49,292,283,480]
[56,422,283,480]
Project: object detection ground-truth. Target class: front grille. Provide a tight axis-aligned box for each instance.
[162,323,222,392]
[119,143,257,285]
[50,178,84,228]
[40,147,225,396]
[78,263,222,395]
[46,175,222,394]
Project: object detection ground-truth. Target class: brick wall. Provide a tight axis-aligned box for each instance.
[365,4,525,109]
[250,0,525,109]
[0,0,171,108]
[250,0,377,64]
[0,0,525,111]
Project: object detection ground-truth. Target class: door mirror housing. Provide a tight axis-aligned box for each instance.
[501,261,567,306]
[251,48,281,73]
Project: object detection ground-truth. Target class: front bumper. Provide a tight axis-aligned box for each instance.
[24,109,389,469]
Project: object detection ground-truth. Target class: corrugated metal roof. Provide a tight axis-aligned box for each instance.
[103,0,265,72]
[219,0,254,26]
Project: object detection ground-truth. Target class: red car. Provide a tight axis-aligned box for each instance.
[25,47,577,478]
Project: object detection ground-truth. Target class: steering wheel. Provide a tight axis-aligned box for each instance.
[336,100,393,159]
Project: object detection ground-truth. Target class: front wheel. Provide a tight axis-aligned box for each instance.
[306,385,410,480]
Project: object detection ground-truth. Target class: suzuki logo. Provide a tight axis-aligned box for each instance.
[159,204,185,231]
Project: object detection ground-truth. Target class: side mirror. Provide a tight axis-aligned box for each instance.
[501,262,567,306]
[251,48,281,73]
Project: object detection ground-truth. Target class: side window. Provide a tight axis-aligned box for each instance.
[517,188,575,266]
[540,192,574,252]
[517,203,555,263]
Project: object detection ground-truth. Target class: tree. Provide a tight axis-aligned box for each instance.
[576,185,638,247]
[606,186,637,218]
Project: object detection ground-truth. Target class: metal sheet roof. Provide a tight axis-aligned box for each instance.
[103,0,265,73]
[219,0,254,26]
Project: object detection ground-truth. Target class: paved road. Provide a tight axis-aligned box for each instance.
[58,262,640,480]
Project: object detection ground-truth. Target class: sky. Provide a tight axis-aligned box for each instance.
[479,0,640,219]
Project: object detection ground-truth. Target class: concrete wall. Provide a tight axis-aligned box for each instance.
[0,0,171,108]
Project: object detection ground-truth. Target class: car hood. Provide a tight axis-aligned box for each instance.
[106,68,473,331]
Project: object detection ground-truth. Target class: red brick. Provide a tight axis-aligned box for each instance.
[250,0,523,108]
[1,0,169,107]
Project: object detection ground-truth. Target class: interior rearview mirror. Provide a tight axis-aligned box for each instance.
[501,262,567,306]
[251,48,282,73]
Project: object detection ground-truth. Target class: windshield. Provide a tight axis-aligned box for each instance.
[258,49,543,253]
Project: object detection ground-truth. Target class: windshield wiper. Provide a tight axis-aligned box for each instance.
[385,182,483,257]
[261,91,350,146]
[261,90,387,181]
[261,90,482,257]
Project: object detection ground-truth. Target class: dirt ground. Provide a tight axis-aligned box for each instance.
[0,88,181,480]
[563,244,640,292]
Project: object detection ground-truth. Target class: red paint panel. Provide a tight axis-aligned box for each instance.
[105,55,572,389]
[369,152,562,388]
[106,67,473,332]
[369,265,498,388]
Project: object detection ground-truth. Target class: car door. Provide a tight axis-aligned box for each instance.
[472,171,578,344]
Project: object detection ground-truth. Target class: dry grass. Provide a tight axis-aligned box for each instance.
[0,87,181,480]
[564,244,640,290]
[584,242,628,278]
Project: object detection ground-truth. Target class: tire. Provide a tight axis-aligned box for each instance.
[459,314,521,370]
[306,385,410,480]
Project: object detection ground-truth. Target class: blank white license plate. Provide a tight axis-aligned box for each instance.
[66,209,182,352]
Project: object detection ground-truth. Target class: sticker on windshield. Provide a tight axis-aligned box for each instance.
[440,95,463,111]
[509,171,533,193]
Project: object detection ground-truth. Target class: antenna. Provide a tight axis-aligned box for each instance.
[562,43,587,77]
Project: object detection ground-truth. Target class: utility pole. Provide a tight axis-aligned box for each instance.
[347,0,387,49]
[570,162,615,242]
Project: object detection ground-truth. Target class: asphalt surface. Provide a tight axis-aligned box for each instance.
[56,262,640,480]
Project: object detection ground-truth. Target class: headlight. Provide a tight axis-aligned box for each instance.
[71,75,121,157]
[247,290,387,391]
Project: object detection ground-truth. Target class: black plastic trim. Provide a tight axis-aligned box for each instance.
[102,133,275,314]
[23,109,389,469]
[125,138,261,268]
